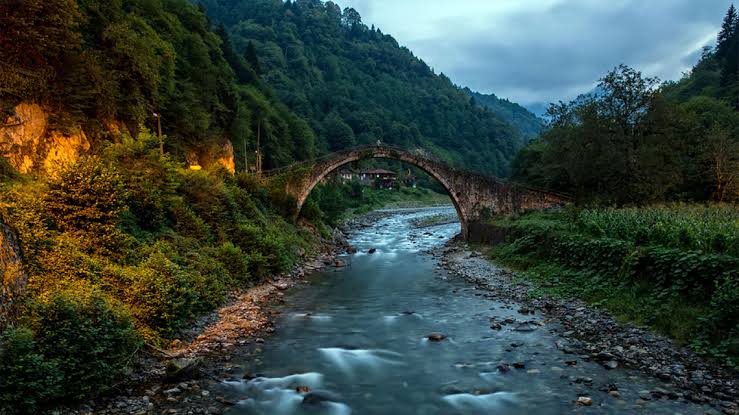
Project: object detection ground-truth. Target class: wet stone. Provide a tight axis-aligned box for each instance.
[576,397,593,406]
[427,333,448,342]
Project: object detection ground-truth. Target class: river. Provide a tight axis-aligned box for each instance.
[211,207,718,415]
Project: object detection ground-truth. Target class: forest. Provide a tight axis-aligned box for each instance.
[185,0,532,175]
[1,0,536,176]
[511,5,739,204]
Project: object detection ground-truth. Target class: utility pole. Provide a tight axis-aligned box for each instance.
[153,112,163,156]
[256,121,262,177]
[243,137,249,173]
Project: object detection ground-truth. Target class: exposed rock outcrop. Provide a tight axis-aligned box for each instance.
[0,215,27,322]
[1,103,90,176]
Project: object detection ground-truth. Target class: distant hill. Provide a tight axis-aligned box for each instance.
[465,88,544,139]
[524,103,549,118]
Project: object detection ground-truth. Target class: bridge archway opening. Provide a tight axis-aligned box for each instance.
[296,153,467,235]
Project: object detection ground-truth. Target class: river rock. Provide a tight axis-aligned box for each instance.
[514,321,539,332]
[638,390,652,401]
[165,357,202,381]
[576,397,593,406]
[427,333,447,342]
[368,248,377,254]
[302,390,342,406]
[602,360,619,370]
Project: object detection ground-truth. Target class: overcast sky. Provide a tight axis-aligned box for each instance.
[333,0,730,108]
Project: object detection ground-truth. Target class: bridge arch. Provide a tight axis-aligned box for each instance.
[294,147,468,234]
[269,145,568,240]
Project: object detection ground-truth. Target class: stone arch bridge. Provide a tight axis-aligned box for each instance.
[263,145,567,239]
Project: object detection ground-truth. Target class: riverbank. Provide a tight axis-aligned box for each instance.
[50,228,352,415]
[437,238,739,413]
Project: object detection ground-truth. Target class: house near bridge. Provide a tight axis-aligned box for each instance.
[360,168,397,189]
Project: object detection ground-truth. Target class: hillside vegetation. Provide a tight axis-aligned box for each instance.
[465,88,544,140]
[486,205,739,365]
[512,5,739,204]
[198,0,524,176]
[0,133,321,413]
[0,0,316,167]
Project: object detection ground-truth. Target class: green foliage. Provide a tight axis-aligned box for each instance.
[0,158,19,182]
[109,248,223,341]
[0,289,139,414]
[0,130,322,408]
[104,132,181,233]
[45,156,131,257]
[0,0,81,108]
[575,205,739,256]
[27,290,140,400]
[514,6,739,204]
[216,242,251,283]
[487,206,739,366]
[0,328,62,414]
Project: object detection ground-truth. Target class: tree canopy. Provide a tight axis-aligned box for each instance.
[511,5,739,204]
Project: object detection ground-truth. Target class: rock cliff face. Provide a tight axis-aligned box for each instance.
[1,102,237,177]
[0,216,26,320]
[188,140,236,174]
[1,103,90,176]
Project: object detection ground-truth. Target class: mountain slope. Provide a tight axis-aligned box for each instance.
[0,0,318,171]
[464,88,544,139]
[199,0,525,176]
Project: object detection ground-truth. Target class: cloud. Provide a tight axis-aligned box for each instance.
[333,0,729,105]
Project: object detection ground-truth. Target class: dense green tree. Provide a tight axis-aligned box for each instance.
[245,41,261,75]
[323,112,356,150]
[514,66,708,204]
[717,5,737,59]
[0,0,81,112]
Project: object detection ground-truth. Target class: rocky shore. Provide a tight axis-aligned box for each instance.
[436,238,739,414]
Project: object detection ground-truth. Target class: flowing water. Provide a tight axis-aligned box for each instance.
[217,208,716,415]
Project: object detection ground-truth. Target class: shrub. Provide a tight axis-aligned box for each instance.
[110,247,227,341]
[27,290,140,400]
[232,222,293,277]
[103,132,181,233]
[216,242,251,283]
[45,156,129,256]
[0,158,18,182]
[169,199,212,241]
[488,206,739,363]
[180,170,233,228]
[0,327,61,414]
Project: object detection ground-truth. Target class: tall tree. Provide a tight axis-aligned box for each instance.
[244,41,261,75]
[702,124,739,202]
[717,5,737,58]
